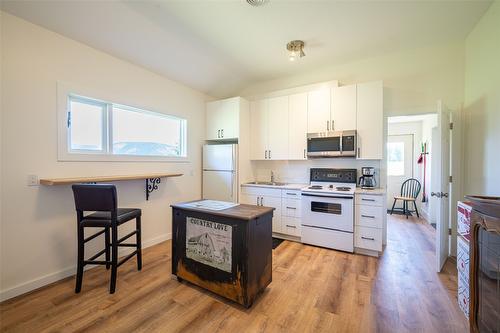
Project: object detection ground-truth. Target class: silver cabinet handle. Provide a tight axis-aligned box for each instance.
[286,206,297,210]
[256,197,259,205]
[286,225,297,228]
[303,149,306,159]
[286,192,297,196]
[357,147,361,158]
[361,214,375,219]
[269,150,271,159]
[217,129,220,138]
[221,129,224,138]
[361,236,375,241]
[326,120,329,131]
[361,198,375,202]
[260,197,264,206]
[331,120,334,130]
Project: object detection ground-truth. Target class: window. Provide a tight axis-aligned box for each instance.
[387,142,404,176]
[65,94,187,160]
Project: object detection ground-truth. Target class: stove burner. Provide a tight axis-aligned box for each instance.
[336,186,351,191]
[308,185,323,190]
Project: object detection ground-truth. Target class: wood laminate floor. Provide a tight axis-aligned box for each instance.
[0,215,468,332]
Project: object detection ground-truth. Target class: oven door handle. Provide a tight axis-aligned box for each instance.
[301,193,354,199]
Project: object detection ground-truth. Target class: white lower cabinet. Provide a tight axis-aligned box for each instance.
[240,186,301,238]
[355,193,385,256]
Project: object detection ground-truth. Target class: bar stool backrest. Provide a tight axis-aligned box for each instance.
[72,184,117,213]
[400,178,421,199]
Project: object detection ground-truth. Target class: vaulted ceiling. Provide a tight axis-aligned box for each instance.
[1,0,492,98]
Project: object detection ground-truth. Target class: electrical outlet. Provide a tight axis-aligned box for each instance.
[27,174,39,186]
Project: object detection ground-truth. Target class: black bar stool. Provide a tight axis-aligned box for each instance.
[71,184,142,294]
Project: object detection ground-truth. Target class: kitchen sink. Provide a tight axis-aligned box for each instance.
[247,181,288,186]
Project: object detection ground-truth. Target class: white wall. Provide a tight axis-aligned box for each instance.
[0,13,208,300]
[463,1,500,196]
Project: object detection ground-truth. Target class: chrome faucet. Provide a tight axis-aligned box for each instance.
[270,171,275,183]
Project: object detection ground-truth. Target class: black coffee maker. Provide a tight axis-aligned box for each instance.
[359,167,376,189]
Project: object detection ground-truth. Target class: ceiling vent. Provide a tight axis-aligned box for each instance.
[246,0,269,7]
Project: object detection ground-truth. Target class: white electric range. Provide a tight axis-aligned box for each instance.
[301,168,357,252]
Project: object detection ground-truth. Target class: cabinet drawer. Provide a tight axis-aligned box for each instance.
[356,194,384,207]
[282,217,301,237]
[355,205,383,228]
[281,189,301,198]
[241,186,281,197]
[281,199,301,217]
[355,226,382,251]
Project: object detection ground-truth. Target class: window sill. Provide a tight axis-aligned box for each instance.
[57,152,190,163]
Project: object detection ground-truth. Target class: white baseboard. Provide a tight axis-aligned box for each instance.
[0,232,171,302]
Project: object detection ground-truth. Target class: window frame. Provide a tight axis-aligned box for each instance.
[57,82,189,162]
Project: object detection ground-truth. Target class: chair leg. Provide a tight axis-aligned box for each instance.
[110,226,118,294]
[136,216,142,271]
[75,225,84,293]
[390,199,397,215]
[404,201,409,219]
[414,201,420,218]
[105,228,110,270]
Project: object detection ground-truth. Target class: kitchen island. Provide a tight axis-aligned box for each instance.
[171,200,274,308]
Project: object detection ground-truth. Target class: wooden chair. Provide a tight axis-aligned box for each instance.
[71,184,142,294]
[390,178,421,219]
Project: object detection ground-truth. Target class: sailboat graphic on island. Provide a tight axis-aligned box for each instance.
[186,217,232,272]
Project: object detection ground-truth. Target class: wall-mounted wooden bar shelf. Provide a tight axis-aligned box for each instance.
[40,173,183,200]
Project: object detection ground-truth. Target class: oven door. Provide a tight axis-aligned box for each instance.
[301,193,354,232]
[307,132,341,157]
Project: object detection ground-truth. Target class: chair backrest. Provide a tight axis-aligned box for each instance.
[400,178,421,199]
[72,184,117,212]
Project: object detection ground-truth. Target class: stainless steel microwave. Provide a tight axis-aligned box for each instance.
[307,130,357,157]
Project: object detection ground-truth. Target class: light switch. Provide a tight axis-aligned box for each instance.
[27,174,39,186]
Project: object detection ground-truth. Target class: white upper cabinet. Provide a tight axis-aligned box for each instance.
[331,85,357,131]
[250,99,269,160]
[307,88,331,133]
[288,93,308,160]
[356,81,383,159]
[206,97,240,140]
[267,96,289,160]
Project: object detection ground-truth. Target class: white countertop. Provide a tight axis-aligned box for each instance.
[355,188,386,196]
[241,182,307,190]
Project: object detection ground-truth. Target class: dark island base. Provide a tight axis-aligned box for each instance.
[171,204,274,308]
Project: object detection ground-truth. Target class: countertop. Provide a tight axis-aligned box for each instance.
[355,188,386,196]
[171,200,275,221]
[241,183,308,190]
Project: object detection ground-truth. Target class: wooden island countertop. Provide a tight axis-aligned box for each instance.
[170,201,274,221]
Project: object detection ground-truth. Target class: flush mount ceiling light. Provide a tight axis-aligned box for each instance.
[287,40,305,61]
[246,0,269,7]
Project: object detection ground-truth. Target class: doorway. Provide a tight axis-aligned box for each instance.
[386,107,452,272]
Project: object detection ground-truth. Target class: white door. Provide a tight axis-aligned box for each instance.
[332,85,356,131]
[434,101,451,272]
[386,134,414,208]
[288,92,308,160]
[219,98,239,140]
[206,100,222,140]
[261,195,282,233]
[268,96,289,160]
[250,99,269,160]
[356,81,383,159]
[307,88,331,133]
[202,170,236,202]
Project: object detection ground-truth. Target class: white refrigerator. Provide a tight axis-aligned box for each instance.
[202,144,238,203]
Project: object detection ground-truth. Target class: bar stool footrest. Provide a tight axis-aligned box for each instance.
[117,250,138,267]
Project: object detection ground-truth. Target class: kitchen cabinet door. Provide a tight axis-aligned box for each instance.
[267,96,289,160]
[261,195,282,233]
[239,193,259,206]
[307,88,331,133]
[205,97,240,140]
[288,92,308,160]
[332,85,356,131]
[356,81,383,159]
[219,98,239,139]
[206,100,222,140]
[250,99,269,160]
